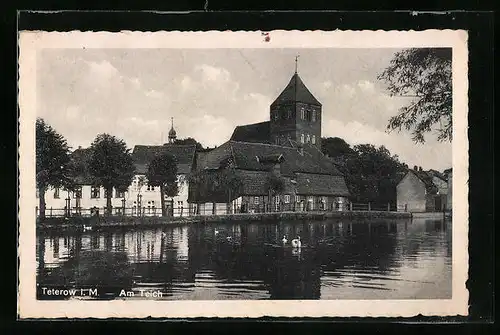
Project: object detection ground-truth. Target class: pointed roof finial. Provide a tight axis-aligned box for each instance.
[295,55,300,74]
[171,117,174,128]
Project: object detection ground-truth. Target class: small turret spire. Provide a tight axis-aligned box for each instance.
[168,117,177,143]
[295,55,300,74]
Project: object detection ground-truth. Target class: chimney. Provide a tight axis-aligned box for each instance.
[78,146,82,150]
[419,166,423,172]
[413,165,418,171]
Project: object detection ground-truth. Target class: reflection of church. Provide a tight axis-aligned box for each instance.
[189,65,350,213]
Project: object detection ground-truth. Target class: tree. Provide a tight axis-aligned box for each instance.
[378,48,452,143]
[345,144,406,204]
[146,153,178,217]
[321,137,355,158]
[219,168,243,214]
[174,137,204,151]
[36,118,71,220]
[264,173,285,212]
[88,134,135,215]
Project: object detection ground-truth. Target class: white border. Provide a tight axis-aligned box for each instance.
[18,30,469,318]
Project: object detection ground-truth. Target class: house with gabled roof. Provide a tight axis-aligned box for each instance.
[396,167,449,213]
[189,69,350,214]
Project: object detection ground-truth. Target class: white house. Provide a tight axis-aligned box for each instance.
[127,143,197,217]
[39,138,198,217]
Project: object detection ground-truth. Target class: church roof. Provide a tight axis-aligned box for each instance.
[132,144,196,174]
[196,140,342,177]
[230,121,270,144]
[271,73,322,107]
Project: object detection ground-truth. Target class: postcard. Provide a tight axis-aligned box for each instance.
[18,29,469,318]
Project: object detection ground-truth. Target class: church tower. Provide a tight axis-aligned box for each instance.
[269,57,322,150]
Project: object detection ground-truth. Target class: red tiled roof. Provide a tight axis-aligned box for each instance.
[132,144,196,174]
[230,121,271,144]
[196,140,342,176]
[295,173,350,197]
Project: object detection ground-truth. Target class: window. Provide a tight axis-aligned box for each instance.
[178,201,183,207]
[73,186,82,199]
[312,135,316,144]
[312,110,316,122]
[254,197,259,204]
[275,137,279,145]
[300,133,305,144]
[275,196,280,204]
[284,195,290,204]
[115,189,125,198]
[273,112,279,121]
[295,195,301,203]
[306,134,310,143]
[53,188,60,199]
[36,188,39,198]
[301,108,305,120]
[91,186,100,198]
[287,110,292,119]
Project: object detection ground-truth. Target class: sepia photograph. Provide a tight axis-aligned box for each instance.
[18,30,469,318]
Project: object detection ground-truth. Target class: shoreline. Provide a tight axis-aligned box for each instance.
[36,210,415,232]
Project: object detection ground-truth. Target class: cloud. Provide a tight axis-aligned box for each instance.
[357,79,376,94]
[86,60,119,79]
[37,48,451,171]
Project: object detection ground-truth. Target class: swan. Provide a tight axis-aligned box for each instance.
[282,236,288,245]
[291,236,301,248]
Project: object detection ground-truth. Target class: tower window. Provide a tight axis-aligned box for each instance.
[312,135,316,144]
[300,133,305,144]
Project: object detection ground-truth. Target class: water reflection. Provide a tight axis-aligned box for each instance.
[36,218,452,300]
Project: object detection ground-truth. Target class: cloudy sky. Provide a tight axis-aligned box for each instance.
[37,48,452,171]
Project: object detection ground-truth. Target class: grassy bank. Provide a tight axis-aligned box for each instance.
[37,210,412,232]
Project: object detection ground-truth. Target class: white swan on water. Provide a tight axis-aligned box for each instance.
[291,236,302,248]
[282,236,288,245]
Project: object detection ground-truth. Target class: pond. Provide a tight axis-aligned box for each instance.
[36,218,452,300]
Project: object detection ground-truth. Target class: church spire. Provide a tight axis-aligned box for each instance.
[295,55,299,74]
[168,117,177,143]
